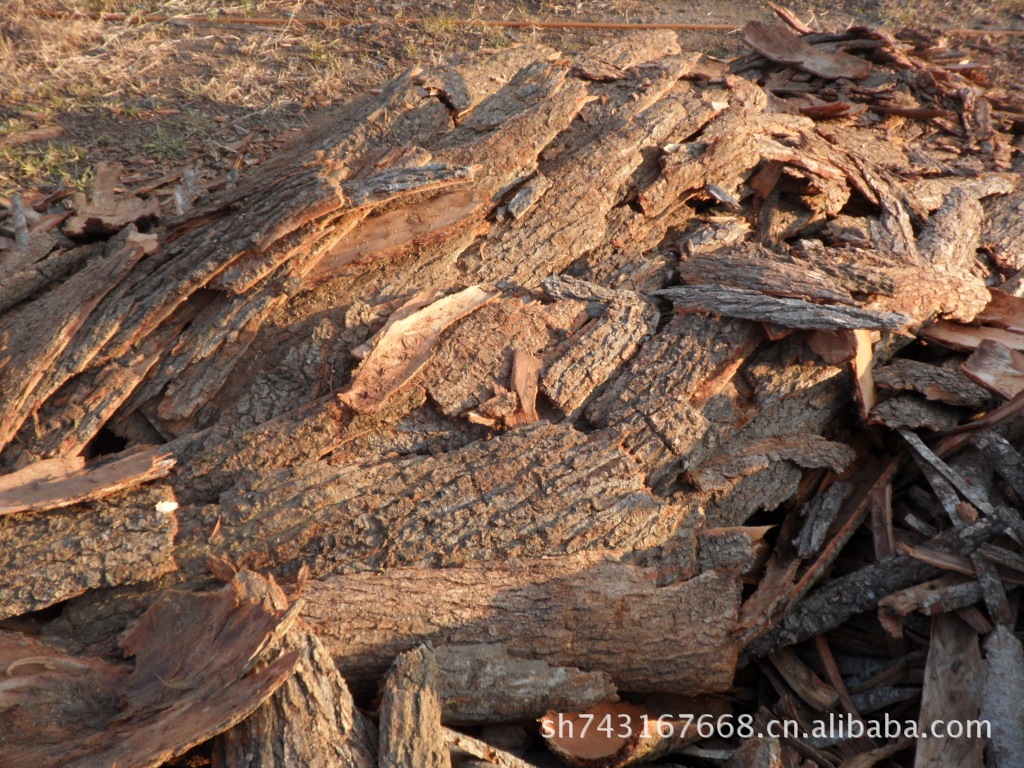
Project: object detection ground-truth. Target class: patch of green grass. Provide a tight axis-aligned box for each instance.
[482,29,513,48]
[0,118,31,139]
[144,126,187,159]
[0,141,91,193]
[144,112,213,160]
[424,13,458,34]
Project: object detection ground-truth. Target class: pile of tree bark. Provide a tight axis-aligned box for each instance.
[2,8,1023,767]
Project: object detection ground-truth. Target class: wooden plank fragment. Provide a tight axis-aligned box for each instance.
[507,349,542,426]
[300,554,742,693]
[913,614,984,768]
[1,572,301,768]
[379,644,449,768]
[654,285,911,331]
[0,446,174,516]
[920,320,1024,352]
[852,328,877,418]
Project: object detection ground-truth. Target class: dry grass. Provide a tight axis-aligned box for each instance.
[0,0,423,193]
[0,0,1021,195]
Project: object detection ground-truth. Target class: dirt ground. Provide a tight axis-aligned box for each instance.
[1,0,1023,201]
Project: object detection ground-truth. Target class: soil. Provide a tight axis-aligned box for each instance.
[1,0,1023,200]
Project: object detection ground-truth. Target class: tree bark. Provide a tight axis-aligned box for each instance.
[299,553,742,695]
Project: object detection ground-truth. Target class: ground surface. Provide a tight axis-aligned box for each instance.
[1,0,1023,200]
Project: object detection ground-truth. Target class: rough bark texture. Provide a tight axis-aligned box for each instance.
[212,631,377,768]
[2,22,1023,768]
[433,643,618,724]
[301,553,741,693]
[0,572,300,768]
[378,645,450,768]
[0,484,178,620]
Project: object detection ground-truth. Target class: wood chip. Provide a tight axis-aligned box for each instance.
[743,21,872,80]
[63,161,160,238]
[340,286,498,413]
[0,446,174,517]
[961,339,1024,398]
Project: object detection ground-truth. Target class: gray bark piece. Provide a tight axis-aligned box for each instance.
[653,285,912,331]
[983,625,1024,768]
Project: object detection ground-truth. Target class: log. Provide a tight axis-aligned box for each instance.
[300,553,741,695]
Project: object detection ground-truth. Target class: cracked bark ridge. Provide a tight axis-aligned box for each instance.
[378,644,450,768]
[213,631,377,768]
